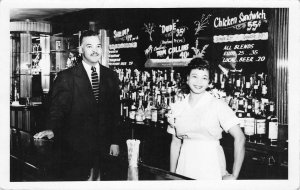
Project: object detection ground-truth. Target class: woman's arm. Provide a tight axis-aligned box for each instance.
[170,135,182,173]
[224,125,245,180]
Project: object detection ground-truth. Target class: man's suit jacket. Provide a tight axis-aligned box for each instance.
[45,62,120,154]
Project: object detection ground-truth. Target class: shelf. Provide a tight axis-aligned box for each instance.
[221,133,286,154]
[50,50,67,53]
[145,58,192,68]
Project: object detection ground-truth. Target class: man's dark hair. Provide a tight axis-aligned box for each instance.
[79,30,99,45]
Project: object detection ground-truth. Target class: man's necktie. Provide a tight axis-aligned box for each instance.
[91,66,99,102]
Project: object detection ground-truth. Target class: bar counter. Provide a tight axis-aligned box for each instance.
[126,120,288,180]
[10,104,288,181]
[10,128,192,181]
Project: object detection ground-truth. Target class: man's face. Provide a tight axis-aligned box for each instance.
[221,51,238,70]
[79,36,101,65]
[69,52,74,58]
[228,57,237,69]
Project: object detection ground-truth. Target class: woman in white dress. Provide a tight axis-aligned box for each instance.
[167,58,245,180]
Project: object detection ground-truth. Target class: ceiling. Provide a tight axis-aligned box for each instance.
[10,8,85,21]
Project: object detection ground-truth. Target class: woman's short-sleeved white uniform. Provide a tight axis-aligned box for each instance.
[167,91,240,180]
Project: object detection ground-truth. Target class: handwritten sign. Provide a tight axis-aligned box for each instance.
[108,27,139,66]
[213,9,268,33]
[142,14,212,65]
[106,8,268,71]
[212,8,269,73]
[222,42,266,63]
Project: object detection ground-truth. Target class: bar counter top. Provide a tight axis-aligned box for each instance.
[10,128,192,181]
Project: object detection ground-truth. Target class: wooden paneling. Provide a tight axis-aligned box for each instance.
[268,8,289,125]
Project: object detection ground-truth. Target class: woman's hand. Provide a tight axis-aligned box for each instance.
[166,112,176,127]
[222,174,237,180]
[176,134,189,139]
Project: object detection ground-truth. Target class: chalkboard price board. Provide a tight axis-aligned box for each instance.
[108,27,139,67]
[212,8,269,73]
[221,41,267,63]
[106,8,269,72]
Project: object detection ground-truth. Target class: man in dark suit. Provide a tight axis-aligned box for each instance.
[34,30,120,181]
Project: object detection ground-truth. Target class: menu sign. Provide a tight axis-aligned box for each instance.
[222,41,267,63]
[212,8,269,72]
[108,28,139,66]
[142,12,213,67]
[160,19,190,59]
[213,9,267,33]
[107,8,268,71]
[143,20,185,60]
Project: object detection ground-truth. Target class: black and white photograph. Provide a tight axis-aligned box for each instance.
[0,0,299,189]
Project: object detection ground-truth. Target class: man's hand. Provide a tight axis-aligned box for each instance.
[33,130,54,139]
[109,144,119,156]
[222,174,237,180]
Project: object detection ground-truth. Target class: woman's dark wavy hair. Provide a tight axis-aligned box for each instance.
[179,57,214,94]
[186,57,214,82]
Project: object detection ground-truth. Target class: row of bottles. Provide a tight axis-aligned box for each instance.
[116,68,186,128]
[115,67,279,146]
[237,100,279,146]
[209,70,279,146]
[211,71,269,102]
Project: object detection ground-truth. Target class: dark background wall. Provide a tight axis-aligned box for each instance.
[47,8,270,73]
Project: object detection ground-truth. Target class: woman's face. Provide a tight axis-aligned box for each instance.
[187,68,210,95]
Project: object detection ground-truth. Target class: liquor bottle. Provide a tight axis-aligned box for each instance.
[235,73,242,93]
[129,101,137,122]
[162,95,170,129]
[213,72,220,89]
[237,93,245,112]
[120,90,125,119]
[164,69,168,82]
[244,101,255,143]
[244,81,251,98]
[151,69,156,84]
[157,80,163,91]
[157,95,166,124]
[170,86,176,103]
[254,101,267,145]
[256,74,263,100]
[135,97,145,123]
[170,69,175,85]
[144,100,152,124]
[261,83,268,102]
[220,73,225,91]
[225,73,234,96]
[122,102,129,121]
[175,73,182,89]
[151,98,158,124]
[236,110,245,133]
[266,101,278,146]
[236,88,246,133]
[230,92,239,112]
[166,87,172,105]
[278,139,288,167]
[252,82,259,100]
